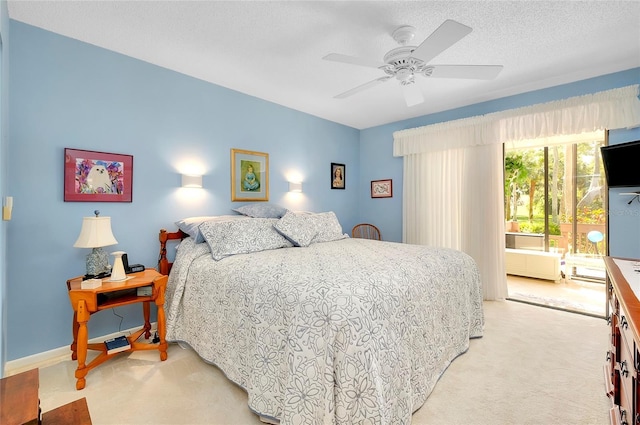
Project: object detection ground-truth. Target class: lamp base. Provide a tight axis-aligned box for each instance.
[85,247,111,277]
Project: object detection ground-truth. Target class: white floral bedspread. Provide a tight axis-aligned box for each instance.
[165,237,483,424]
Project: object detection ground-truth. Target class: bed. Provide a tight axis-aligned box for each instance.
[159,211,483,424]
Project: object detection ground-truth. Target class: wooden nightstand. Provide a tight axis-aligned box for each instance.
[66,269,168,390]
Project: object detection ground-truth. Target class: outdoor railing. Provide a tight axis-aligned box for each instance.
[506,222,606,256]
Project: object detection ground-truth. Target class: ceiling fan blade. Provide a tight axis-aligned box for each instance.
[428,65,503,80]
[411,19,472,63]
[334,76,392,99]
[323,53,386,69]
[401,83,424,107]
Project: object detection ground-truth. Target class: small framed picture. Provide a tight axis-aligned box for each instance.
[64,148,133,202]
[331,163,345,189]
[231,148,269,201]
[371,179,392,198]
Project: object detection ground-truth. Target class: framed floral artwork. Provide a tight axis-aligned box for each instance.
[331,163,345,189]
[64,148,133,202]
[371,179,392,198]
[231,148,269,201]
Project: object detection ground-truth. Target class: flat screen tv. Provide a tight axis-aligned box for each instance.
[600,140,640,188]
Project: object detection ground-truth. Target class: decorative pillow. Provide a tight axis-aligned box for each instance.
[308,211,348,244]
[274,211,318,247]
[232,203,288,218]
[175,215,248,243]
[199,218,293,260]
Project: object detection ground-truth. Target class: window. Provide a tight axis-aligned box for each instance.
[505,138,606,281]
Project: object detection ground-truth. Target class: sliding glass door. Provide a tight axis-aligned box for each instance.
[505,138,607,280]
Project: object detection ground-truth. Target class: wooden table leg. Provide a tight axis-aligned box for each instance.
[74,300,89,390]
[154,277,168,361]
[143,301,151,339]
[71,311,79,361]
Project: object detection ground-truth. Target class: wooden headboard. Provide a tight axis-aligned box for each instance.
[158,228,188,275]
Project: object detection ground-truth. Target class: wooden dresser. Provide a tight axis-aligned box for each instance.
[604,257,640,425]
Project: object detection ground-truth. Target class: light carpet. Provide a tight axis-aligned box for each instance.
[38,300,611,424]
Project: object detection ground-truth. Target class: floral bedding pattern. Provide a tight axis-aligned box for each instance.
[165,237,483,424]
[199,218,293,260]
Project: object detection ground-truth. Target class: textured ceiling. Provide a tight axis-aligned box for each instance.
[7,1,640,129]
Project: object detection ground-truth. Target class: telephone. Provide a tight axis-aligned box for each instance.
[122,253,145,273]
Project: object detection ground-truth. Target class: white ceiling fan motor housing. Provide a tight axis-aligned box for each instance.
[381,26,430,81]
[383,46,427,80]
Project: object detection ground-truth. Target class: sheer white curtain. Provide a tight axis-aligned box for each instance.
[394,85,640,301]
[402,143,507,300]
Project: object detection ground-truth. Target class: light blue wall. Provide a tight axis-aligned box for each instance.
[4,18,640,363]
[359,68,640,246]
[6,21,359,361]
[0,0,9,376]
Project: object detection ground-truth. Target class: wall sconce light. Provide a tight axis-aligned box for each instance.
[182,174,203,188]
[289,182,303,193]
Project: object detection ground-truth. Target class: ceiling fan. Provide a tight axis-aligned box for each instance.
[323,20,503,107]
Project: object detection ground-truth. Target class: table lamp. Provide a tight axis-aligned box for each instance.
[73,210,118,278]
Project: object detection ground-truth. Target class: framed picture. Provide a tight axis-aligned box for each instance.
[64,148,133,202]
[371,179,393,198]
[231,148,269,201]
[331,163,345,189]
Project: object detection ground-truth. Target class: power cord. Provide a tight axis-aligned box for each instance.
[111,308,160,343]
[111,308,124,332]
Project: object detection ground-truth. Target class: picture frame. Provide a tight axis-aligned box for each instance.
[64,148,133,202]
[331,163,345,189]
[371,179,393,198]
[231,148,269,201]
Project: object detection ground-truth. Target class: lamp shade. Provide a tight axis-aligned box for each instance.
[73,216,118,248]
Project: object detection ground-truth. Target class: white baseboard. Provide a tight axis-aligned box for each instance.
[4,322,157,376]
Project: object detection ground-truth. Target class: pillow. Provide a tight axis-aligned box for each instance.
[308,211,348,244]
[274,211,318,247]
[175,215,248,243]
[199,218,293,260]
[233,203,288,218]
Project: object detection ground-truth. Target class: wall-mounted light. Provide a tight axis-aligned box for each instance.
[182,174,203,188]
[289,182,303,193]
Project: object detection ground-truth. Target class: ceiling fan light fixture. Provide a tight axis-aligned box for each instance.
[401,81,424,107]
[396,69,413,82]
